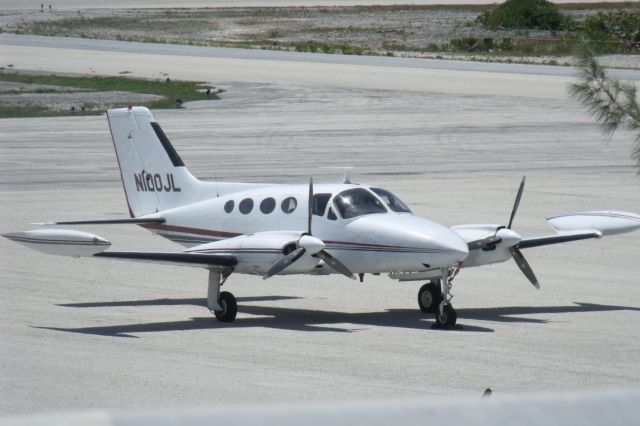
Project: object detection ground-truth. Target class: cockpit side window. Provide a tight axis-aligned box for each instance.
[334,188,387,219]
[312,193,332,216]
[370,187,412,213]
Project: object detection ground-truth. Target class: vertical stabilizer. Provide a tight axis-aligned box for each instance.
[107,106,201,217]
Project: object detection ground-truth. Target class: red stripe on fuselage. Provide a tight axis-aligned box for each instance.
[141,223,242,239]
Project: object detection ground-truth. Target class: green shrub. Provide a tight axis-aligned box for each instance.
[451,37,481,51]
[295,43,318,53]
[580,10,640,53]
[339,44,362,55]
[477,0,569,30]
[500,38,513,51]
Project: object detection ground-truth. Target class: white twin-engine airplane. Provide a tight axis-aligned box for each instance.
[4,106,640,328]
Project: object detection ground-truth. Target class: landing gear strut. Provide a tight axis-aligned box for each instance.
[430,266,459,328]
[435,304,457,328]
[207,269,237,322]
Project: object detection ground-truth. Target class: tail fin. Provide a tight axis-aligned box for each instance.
[107,106,202,217]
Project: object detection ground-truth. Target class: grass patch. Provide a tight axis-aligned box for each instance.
[0,105,61,119]
[0,72,219,118]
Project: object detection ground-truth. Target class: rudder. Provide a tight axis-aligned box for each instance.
[107,106,201,217]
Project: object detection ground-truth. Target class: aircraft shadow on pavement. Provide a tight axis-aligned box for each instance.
[36,299,639,338]
[57,295,300,308]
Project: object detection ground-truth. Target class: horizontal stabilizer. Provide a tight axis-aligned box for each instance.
[3,229,111,257]
[95,251,237,269]
[32,218,165,226]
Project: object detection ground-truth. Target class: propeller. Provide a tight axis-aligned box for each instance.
[467,177,539,288]
[510,246,539,289]
[507,176,526,230]
[504,176,539,289]
[264,178,355,280]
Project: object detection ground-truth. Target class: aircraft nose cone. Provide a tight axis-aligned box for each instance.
[434,229,469,263]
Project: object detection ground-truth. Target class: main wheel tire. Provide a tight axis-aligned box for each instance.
[418,282,442,313]
[435,304,457,327]
[214,291,237,322]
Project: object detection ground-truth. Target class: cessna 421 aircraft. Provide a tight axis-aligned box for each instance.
[4,106,640,328]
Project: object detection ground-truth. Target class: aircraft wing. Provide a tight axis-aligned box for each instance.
[94,251,237,269]
[518,230,601,249]
[518,211,640,248]
[456,211,640,251]
[3,229,236,270]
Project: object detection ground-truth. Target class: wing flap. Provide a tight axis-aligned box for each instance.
[94,251,237,269]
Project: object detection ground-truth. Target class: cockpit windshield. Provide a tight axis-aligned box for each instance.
[334,188,387,219]
[370,187,412,213]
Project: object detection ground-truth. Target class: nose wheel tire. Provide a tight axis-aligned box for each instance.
[418,282,442,313]
[435,304,457,327]
[214,291,237,322]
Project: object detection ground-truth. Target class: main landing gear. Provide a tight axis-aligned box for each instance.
[418,266,460,328]
[207,269,237,322]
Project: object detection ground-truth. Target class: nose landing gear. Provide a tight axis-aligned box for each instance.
[417,281,442,313]
[419,264,461,328]
[435,303,457,328]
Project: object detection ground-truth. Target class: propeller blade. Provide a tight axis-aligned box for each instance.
[263,247,306,279]
[308,177,313,235]
[507,176,526,229]
[509,247,540,289]
[316,250,356,280]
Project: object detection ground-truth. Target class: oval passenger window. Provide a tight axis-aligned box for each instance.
[281,197,297,214]
[239,198,254,214]
[260,197,276,214]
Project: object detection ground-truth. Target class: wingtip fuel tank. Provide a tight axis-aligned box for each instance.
[546,211,640,236]
[3,229,111,257]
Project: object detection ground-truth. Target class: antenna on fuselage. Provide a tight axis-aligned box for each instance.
[323,166,354,184]
[342,168,353,184]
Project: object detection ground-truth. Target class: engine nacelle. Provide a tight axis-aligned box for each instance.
[2,229,111,257]
[186,231,322,275]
